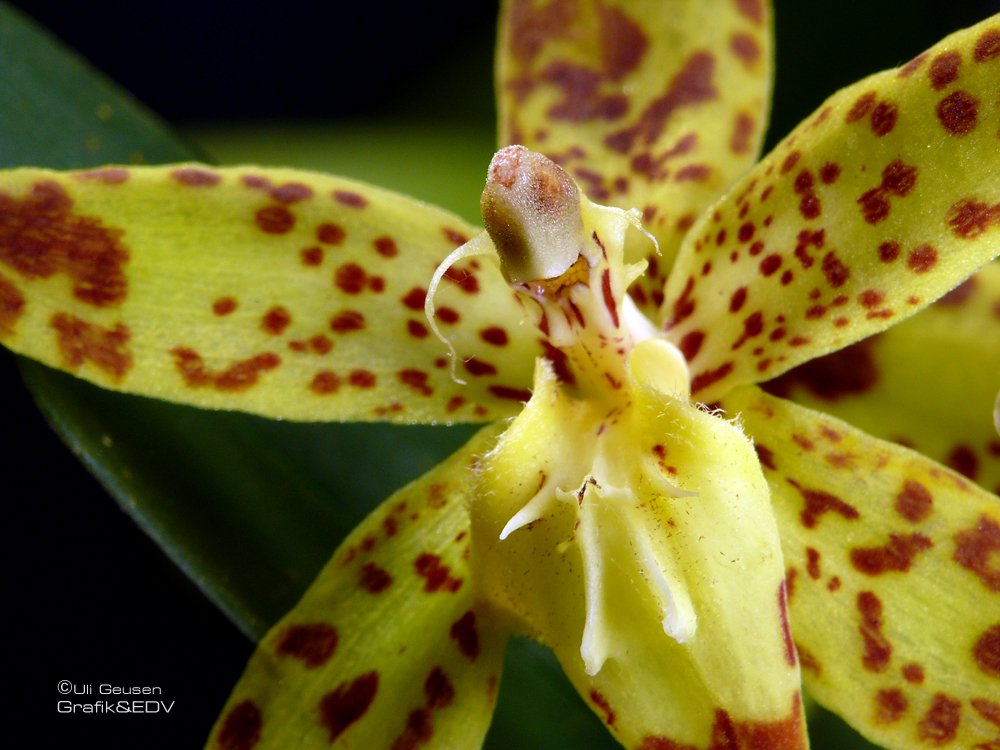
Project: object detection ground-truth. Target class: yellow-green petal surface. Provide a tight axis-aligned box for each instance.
[765,261,1000,497]
[472,362,806,749]
[496,0,774,318]
[0,165,539,423]
[207,425,508,749]
[664,19,1000,402]
[726,385,1000,750]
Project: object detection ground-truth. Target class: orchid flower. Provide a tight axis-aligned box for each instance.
[2,2,999,749]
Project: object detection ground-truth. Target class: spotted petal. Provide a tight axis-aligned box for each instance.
[664,19,1000,401]
[765,261,1000,496]
[208,425,508,749]
[496,0,774,317]
[0,166,538,424]
[471,361,806,749]
[726,385,1000,750]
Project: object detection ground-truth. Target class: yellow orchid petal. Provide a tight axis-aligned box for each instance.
[471,359,806,749]
[0,165,540,423]
[726,385,1000,750]
[664,19,1000,402]
[496,0,773,319]
[207,425,508,749]
[765,261,1000,496]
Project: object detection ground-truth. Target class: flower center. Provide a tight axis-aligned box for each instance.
[482,145,690,403]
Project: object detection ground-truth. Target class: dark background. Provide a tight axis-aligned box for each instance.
[3,1,998,747]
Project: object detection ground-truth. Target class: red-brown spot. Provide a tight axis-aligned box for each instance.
[589,689,616,728]
[335,263,367,294]
[668,276,697,326]
[851,533,934,575]
[788,479,860,529]
[330,309,365,333]
[75,167,130,184]
[604,52,718,154]
[332,190,367,208]
[946,198,1000,239]
[973,624,1000,677]
[954,516,1000,591]
[780,150,801,175]
[690,361,734,395]
[902,663,925,684]
[51,313,132,379]
[310,370,341,394]
[436,306,460,325]
[735,0,764,25]
[261,306,291,335]
[216,700,261,750]
[414,553,462,593]
[929,51,962,90]
[755,443,776,470]
[777,580,797,667]
[857,591,892,672]
[847,91,877,123]
[895,480,933,522]
[407,320,429,339]
[759,254,782,277]
[255,205,295,234]
[907,245,938,274]
[805,547,821,579]
[399,369,433,397]
[879,241,901,263]
[480,326,509,346]
[918,694,961,745]
[936,90,979,135]
[858,160,918,224]
[974,28,1000,62]
[731,310,764,350]
[171,347,280,392]
[349,369,376,388]
[821,251,850,288]
[875,689,908,724]
[0,274,25,334]
[679,330,705,361]
[359,562,392,594]
[300,246,324,266]
[276,623,338,668]
[729,286,748,313]
[858,289,885,309]
[171,167,220,186]
[0,180,129,306]
[870,101,898,136]
[819,163,841,184]
[464,357,497,377]
[316,222,345,245]
[443,266,479,294]
[449,610,479,661]
[797,644,821,675]
[898,53,928,77]
[270,182,312,204]
[489,384,533,402]
[730,33,760,66]
[374,236,398,258]
[319,672,379,742]
[731,111,756,155]
[442,227,468,246]
[401,287,426,311]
